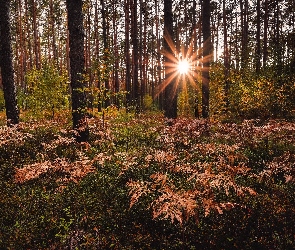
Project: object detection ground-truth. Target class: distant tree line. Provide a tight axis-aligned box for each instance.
[1,0,295,138]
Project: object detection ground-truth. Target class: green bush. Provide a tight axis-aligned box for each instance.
[0,91,5,111]
[18,63,70,119]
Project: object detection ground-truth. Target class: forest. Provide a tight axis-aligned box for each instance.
[0,0,295,249]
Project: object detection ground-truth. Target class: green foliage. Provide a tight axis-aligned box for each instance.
[210,62,295,120]
[18,63,70,119]
[177,88,197,117]
[230,75,275,118]
[0,91,5,111]
[0,113,295,249]
[143,94,154,111]
[209,63,228,119]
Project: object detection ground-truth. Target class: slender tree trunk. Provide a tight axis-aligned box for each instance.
[163,0,177,119]
[139,0,144,108]
[240,0,249,70]
[155,0,162,108]
[192,0,200,118]
[0,0,19,125]
[100,0,111,108]
[223,0,230,107]
[256,0,261,74]
[66,0,89,142]
[49,0,58,63]
[274,0,282,76]
[94,0,102,112]
[131,0,140,111]
[201,0,212,118]
[112,1,120,107]
[32,0,41,69]
[25,0,33,70]
[17,0,25,87]
[142,1,148,104]
[125,0,131,107]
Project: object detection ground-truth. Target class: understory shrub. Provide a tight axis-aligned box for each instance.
[18,63,70,119]
[0,112,295,249]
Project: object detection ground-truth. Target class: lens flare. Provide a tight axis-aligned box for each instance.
[178,59,190,74]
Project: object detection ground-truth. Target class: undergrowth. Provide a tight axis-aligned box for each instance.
[0,110,295,249]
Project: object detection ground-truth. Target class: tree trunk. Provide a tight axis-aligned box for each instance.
[223,0,230,108]
[0,0,19,125]
[100,0,111,108]
[201,0,212,118]
[131,0,140,111]
[240,0,249,70]
[163,0,177,119]
[32,0,41,69]
[66,0,89,142]
[124,0,132,107]
[112,1,120,107]
[263,0,268,67]
[256,0,261,74]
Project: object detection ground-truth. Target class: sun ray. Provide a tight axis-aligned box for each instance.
[157,32,213,104]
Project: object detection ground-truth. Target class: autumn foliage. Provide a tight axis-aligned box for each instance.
[0,111,295,248]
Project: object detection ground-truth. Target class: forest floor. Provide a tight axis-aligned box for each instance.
[0,109,295,249]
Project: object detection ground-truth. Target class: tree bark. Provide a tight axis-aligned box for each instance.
[263,0,268,67]
[131,0,140,111]
[0,0,20,125]
[223,0,230,107]
[256,0,261,74]
[100,0,111,108]
[124,0,132,107]
[163,0,177,119]
[66,0,89,142]
[202,0,212,118]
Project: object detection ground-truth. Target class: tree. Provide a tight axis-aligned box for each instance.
[263,0,268,68]
[0,0,19,125]
[125,0,132,107]
[66,0,89,142]
[100,0,111,108]
[223,0,230,107]
[163,0,177,119]
[201,0,212,118]
[240,0,249,69]
[255,0,261,74]
[131,0,140,111]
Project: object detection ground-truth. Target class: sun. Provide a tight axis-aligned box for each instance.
[155,32,212,100]
[178,59,190,74]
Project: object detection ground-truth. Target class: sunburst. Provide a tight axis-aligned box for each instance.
[156,32,212,99]
[178,59,190,74]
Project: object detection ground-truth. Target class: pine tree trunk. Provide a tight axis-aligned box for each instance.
[0,0,19,125]
[256,0,261,74]
[100,0,111,108]
[125,0,131,107]
[202,0,212,118]
[131,0,140,111]
[163,0,177,119]
[113,1,120,107]
[223,0,230,107]
[66,0,89,142]
[32,0,41,69]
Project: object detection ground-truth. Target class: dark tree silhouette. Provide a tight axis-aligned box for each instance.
[0,0,19,125]
[163,0,177,119]
[201,0,212,118]
[66,0,89,142]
